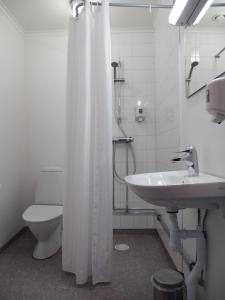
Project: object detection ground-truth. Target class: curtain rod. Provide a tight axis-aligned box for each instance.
[104,2,225,8]
[71,0,225,9]
[71,1,225,18]
[95,2,172,9]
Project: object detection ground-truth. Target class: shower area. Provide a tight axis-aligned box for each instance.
[111,29,157,229]
[109,3,181,230]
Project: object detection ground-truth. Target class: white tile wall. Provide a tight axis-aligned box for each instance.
[154,24,181,173]
[111,30,156,229]
[153,10,183,272]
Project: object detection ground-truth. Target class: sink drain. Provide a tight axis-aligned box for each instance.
[114,243,130,251]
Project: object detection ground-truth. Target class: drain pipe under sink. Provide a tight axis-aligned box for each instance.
[167,212,206,300]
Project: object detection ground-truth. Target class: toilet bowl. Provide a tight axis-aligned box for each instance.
[22,167,64,259]
[23,205,63,259]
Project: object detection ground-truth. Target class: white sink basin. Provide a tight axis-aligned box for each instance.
[125,171,225,214]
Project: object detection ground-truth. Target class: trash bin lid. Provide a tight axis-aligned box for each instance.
[152,269,184,290]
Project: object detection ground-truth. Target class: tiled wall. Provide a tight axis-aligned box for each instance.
[154,25,181,171]
[111,29,156,229]
[153,10,183,270]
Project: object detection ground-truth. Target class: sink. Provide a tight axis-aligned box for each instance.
[125,171,225,214]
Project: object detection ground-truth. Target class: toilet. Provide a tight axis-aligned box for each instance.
[23,167,64,259]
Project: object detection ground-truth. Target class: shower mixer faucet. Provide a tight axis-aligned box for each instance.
[171,146,199,177]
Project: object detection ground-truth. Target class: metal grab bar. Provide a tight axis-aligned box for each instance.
[215,47,225,59]
[113,137,134,144]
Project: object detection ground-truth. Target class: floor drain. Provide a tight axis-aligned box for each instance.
[115,244,130,251]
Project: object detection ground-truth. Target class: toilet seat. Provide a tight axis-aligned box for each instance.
[23,205,63,223]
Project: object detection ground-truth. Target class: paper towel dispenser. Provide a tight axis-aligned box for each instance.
[206,77,225,124]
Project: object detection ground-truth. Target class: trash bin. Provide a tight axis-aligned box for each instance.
[151,269,186,300]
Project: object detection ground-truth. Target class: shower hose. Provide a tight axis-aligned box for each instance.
[112,64,136,184]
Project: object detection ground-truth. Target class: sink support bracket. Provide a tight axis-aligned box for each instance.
[167,211,206,300]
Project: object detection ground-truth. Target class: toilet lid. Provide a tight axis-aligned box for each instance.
[23,205,63,222]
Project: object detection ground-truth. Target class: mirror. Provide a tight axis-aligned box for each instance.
[185,4,225,98]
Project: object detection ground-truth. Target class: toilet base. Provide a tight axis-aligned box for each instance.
[33,224,62,259]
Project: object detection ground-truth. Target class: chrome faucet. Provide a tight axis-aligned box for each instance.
[171,146,199,177]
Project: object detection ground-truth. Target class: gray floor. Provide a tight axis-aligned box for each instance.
[0,230,174,300]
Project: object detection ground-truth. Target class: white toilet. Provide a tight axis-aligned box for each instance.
[23,167,64,259]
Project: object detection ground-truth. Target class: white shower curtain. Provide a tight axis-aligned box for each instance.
[63,0,113,285]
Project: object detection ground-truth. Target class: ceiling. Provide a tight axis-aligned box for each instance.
[1,0,225,32]
[0,0,156,32]
[197,6,225,28]
[0,0,71,32]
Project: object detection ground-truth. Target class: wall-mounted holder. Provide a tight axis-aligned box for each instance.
[136,108,145,122]
[135,100,145,123]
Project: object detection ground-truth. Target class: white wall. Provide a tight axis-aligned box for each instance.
[111,29,156,229]
[25,33,67,203]
[0,6,26,246]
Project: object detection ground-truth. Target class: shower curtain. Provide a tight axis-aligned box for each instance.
[63,0,113,285]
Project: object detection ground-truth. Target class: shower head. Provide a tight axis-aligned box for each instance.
[186,60,199,82]
[111,62,119,68]
[111,61,125,83]
[111,62,119,81]
[191,61,199,68]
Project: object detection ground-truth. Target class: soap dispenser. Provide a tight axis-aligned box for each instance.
[135,100,145,123]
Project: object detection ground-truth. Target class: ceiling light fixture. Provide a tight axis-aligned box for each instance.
[212,14,225,22]
[194,0,214,24]
[169,0,189,25]
[169,0,214,26]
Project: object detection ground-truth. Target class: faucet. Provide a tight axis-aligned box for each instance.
[171,146,199,177]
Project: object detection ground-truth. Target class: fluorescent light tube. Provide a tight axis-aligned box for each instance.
[169,0,189,25]
[193,0,214,24]
[169,0,214,26]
